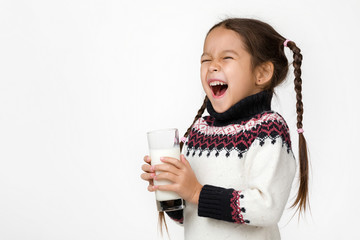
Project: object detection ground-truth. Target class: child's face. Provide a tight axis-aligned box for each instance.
[200,27,261,113]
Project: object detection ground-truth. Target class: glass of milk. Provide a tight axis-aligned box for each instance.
[147,128,186,212]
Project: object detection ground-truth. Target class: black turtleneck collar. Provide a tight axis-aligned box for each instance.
[206,90,273,126]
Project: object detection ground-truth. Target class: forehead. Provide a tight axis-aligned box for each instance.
[203,27,246,54]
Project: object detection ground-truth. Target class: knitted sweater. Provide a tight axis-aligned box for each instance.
[166,91,296,240]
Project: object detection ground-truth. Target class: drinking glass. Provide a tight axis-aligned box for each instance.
[147,128,186,212]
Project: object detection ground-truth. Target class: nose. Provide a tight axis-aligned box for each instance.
[209,61,220,72]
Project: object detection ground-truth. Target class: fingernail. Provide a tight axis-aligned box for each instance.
[150,166,155,172]
[151,173,155,178]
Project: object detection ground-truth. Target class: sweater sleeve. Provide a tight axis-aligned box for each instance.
[165,209,184,225]
[198,121,296,226]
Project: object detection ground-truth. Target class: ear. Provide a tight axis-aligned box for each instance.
[254,61,274,87]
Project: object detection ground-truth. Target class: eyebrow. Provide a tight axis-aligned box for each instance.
[201,50,239,58]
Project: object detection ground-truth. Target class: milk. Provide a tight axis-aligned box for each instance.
[150,147,181,201]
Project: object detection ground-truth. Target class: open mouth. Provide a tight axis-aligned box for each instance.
[209,81,228,98]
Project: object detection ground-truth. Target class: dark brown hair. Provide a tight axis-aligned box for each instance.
[159,17,309,234]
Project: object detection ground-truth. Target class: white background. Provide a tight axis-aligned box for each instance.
[1,0,359,239]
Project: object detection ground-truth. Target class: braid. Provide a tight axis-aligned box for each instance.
[180,96,208,151]
[287,41,309,215]
[289,42,304,129]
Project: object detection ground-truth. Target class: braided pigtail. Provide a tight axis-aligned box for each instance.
[158,96,208,235]
[180,96,208,151]
[286,40,309,215]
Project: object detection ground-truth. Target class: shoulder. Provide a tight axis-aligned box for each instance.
[255,111,292,150]
[255,111,290,130]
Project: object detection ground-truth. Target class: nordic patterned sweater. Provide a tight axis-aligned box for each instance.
[166,91,296,240]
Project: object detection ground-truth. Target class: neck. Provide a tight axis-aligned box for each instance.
[206,90,272,126]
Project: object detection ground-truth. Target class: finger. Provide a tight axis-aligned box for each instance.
[180,154,190,167]
[153,163,180,176]
[160,157,183,169]
[141,172,156,181]
[155,172,177,183]
[155,184,177,192]
[141,164,154,173]
[148,184,156,192]
[143,155,151,163]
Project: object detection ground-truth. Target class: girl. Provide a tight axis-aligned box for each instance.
[141,18,309,239]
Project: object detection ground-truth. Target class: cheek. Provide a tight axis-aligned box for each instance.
[200,67,208,88]
[224,63,242,78]
[200,79,209,94]
[200,65,206,78]
[226,64,252,85]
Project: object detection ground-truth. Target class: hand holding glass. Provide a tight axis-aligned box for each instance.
[147,128,186,212]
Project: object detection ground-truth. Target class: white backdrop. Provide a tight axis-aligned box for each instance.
[1,0,359,239]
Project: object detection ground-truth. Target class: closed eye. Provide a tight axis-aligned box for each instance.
[201,59,211,63]
[224,56,233,60]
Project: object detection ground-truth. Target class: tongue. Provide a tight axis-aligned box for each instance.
[212,85,227,96]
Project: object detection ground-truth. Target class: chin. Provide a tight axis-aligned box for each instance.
[211,101,230,113]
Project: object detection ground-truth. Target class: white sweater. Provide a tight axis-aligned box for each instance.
[167,91,296,240]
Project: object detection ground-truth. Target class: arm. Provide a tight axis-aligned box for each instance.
[198,129,296,226]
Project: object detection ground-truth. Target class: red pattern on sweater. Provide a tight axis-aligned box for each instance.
[230,191,246,224]
[186,112,291,158]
